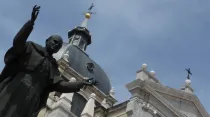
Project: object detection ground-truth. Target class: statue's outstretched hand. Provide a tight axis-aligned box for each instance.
[83,78,98,86]
[31,5,40,23]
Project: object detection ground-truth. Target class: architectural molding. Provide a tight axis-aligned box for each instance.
[58,59,109,103]
[136,69,159,83]
[57,59,117,113]
[145,85,185,117]
[108,101,129,113]
[126,79,186,117]
[145,80,209,117]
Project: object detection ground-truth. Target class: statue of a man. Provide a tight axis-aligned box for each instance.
[0,5,97,117]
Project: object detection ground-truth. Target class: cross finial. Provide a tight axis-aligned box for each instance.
[80,2,96,28]
[185,68,192,79]
[88,3,95,12]
[82,2,96,19]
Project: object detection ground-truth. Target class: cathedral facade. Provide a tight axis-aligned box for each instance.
[40,8,209,117]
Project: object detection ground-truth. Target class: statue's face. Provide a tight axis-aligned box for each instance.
[46,35,63,54]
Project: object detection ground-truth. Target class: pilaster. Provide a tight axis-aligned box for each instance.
[126,97,144,117]
[81,93,96,117]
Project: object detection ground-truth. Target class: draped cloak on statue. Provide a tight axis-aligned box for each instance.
[0,21,83,117]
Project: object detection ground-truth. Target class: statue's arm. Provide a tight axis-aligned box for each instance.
[51,81,84,93]
[12,5,40,55]
[12,20,34,54]
[49,69,96,93]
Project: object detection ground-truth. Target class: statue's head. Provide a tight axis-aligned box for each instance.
[45,35,63,54]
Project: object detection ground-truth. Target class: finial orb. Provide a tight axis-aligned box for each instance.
[185,79,191,86]
[85,13,91,19]
[150,70,156,76]
[142,63,147,69]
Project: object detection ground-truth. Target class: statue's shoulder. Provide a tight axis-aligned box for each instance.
[26,41,43,49]
[26,41,46,54]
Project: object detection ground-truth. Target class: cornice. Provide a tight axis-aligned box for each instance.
[145,81,209,117]
[144,85,185,117]
[126,79,185,117]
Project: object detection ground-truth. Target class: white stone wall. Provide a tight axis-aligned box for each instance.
[107,107,127,117]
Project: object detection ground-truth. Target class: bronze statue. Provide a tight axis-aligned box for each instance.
[185,68,192,79]
[0,5,97,117]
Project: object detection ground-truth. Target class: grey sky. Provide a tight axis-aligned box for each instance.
[0,0,209,113]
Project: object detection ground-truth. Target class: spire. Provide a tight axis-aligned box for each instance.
[81,18,89,28]
[80,3,96,28]
[67,3,95,51]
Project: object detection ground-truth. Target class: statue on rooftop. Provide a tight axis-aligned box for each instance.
[0,5,97,117]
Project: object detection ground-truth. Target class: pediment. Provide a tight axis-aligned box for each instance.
[146,81,209,117]
[126,79,209,117]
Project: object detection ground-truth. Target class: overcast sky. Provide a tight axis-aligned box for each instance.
[0,0,210,114]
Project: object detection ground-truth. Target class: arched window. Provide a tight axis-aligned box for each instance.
[71,93,87,117]
[72,35,80,46]
[78,39,87,51]
[72,39,79,45]
[78,39,85,49]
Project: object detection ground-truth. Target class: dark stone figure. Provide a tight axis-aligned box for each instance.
[0,5,97,117]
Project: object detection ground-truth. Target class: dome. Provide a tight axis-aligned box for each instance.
[53,42,111,95]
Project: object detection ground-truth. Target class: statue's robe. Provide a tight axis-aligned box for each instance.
[0,21,83,117]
